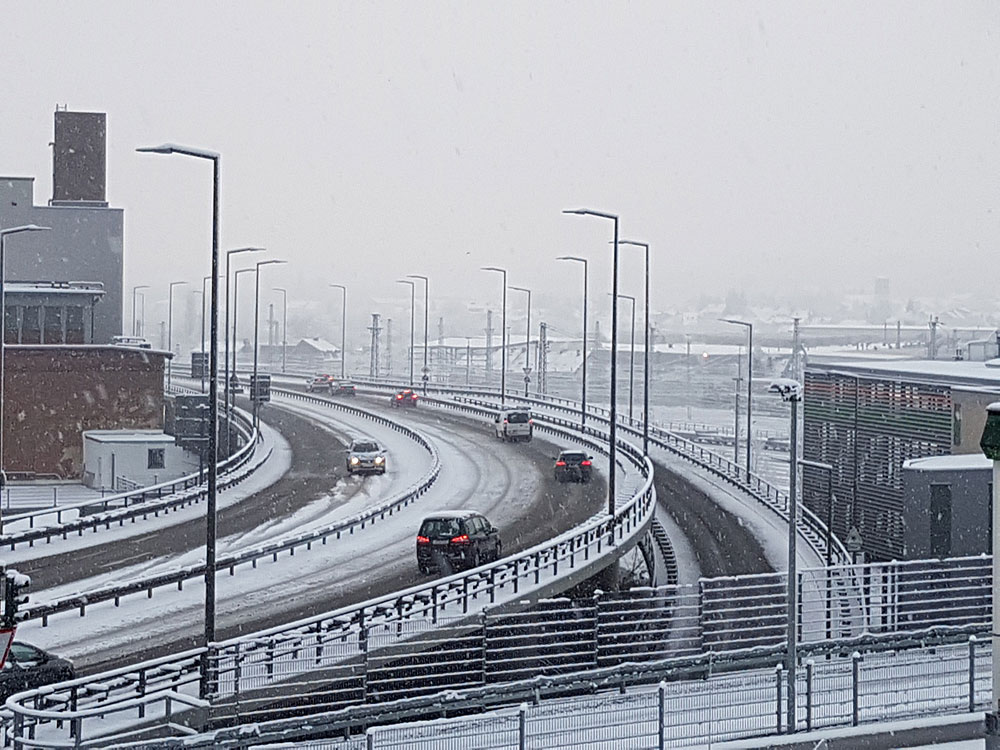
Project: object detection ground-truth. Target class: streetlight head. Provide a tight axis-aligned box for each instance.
[136,144,176,154]
[556,255,585,263]
[768,378,802,402]
[231,246,265,255]
[481,266,505,273]
[257,259,286,268]
[0,224,51,237]
[562,209,589,215]
[406,274,428,281]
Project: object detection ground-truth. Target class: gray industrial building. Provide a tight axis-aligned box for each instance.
[0,109,122,343]
[803,359,1000,561]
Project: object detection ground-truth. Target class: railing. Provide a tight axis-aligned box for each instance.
[15,389,441,628]
[3,388,656,747]
[0,405,259,545]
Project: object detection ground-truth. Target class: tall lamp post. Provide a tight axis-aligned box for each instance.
[167,280,188,389]
[721,318,753,474]
[232,268,255,391]
[769,377,802,734]
[482,267,508,407]
[224,248,263,456]
[563,208,620,530]
[509,285,532,397]
[613,292,636,422]
[0,225,50,503]
[329,284,347,379]
[619,240,650,456]
[978,403,1000,748]
[273,287,287,374]
[556,256,588,427]
[136,143,221,687]
[406,274,429,391]
[131,284,150,337]
[396,279,416,387]
[199,274,212,393]
[252,260,286,427]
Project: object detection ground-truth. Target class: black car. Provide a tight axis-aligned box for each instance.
[416,511,501,574]
[553,450,593,483]
[390,389,419,408]
[332,381,356,397]
[0,642,75,699]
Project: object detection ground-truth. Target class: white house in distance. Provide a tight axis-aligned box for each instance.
[82,430,200,491]
[293,337,340,370]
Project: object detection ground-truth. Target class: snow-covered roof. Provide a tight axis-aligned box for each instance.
[810,358,1000,389]
[295,337,340,353]
[83,430,175,445]
[902,454,992,472]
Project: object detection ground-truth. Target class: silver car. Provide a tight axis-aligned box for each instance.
[346,439,386,476]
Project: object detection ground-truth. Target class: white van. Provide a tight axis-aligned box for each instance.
[494,409,533,442]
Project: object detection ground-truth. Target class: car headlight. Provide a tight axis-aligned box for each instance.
[374,456,384,464]
[350,457,360,465]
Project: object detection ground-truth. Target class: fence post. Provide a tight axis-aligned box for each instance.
[775,663,784,734]
[366,727,375,750]
[852,651,861,726]
[969,635,977,713]
[805,659,813,731]
[658,681,666,750]
[519,703,527,750]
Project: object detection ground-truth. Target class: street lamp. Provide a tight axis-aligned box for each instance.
[166,280,188,389]
[200,275,212,393]
[613,292,636,422]
[131,285,150,337]
[563,208,620,530]
[329,284,347,379]
[232,269,255,391]
[481,267,508,407]
[252,260,286,427]
[406,275,429,391]
[556,256,588,427]
[396,279,416,387]
[769,377,802,734]
[273,288,287,374]
[224,248,263,456]
[721,318,753,474]
[978,403,1000,748]
[619,240,651,456]
[137,143,221,678]
[509,285,532,397]
[0,225,50,507]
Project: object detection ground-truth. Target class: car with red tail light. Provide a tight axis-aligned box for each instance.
[390,388,419,408]
[553,449,593,483]
[416,510,501,574]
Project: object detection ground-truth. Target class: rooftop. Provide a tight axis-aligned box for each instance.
[809,358,1000,390]
[83,430,175,444]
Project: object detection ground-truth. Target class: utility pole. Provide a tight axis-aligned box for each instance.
[385,318,393,375]
[734,349,742,465]
[368,314,382,377]
[928,316,940,360]
[792,317,801,382]
[897,320,902,350]
[686,334,692,422]
[538,322,549,394]
[438,316,444,344]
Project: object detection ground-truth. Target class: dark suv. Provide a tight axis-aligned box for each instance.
[416,511,501,574]
[391,389,419,408]
[553,450,593,483]
[0,643,75,700]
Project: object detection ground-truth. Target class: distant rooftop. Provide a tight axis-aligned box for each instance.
[83,430,175,444]
[810,358,1000,390]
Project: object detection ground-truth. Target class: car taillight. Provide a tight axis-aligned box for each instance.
[503,419,508,424]
[450,534,470,544]
[416,535,430,544]
[396,395,403,400]
[411,394,418,399]
[529,418,534,424]
[580,460,592,466]
[555,461,566,466]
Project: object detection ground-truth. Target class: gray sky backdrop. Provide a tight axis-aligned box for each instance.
[2,1,997,337]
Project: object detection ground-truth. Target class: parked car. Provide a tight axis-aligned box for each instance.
[494,408,533,442]
[346,439,386,475]
[553,449,593,483]
[390,389,419,408]
[0,642,75,700]
[307,374,333,393]
[416,510,502,574]
[331,381,356,397]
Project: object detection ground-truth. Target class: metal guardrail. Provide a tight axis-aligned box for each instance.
[3,389,656,747]
[0,405,258,546]
[16,389,441,628]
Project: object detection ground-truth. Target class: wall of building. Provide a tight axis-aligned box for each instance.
[901,464,991,559]
[0,177,123,345]
[952,388,999,455]
[82,433,194,490]
[4,346,166,478]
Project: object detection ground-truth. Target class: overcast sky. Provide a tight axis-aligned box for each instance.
[2,1,997,336]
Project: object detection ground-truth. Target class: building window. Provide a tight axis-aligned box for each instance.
[66,306,85,344]
[953,403,962,447]
[147,448,165,470]
[929,484,952,558]
[43,306,63,344]
[20,306,40,344]
[3,306,17,345]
